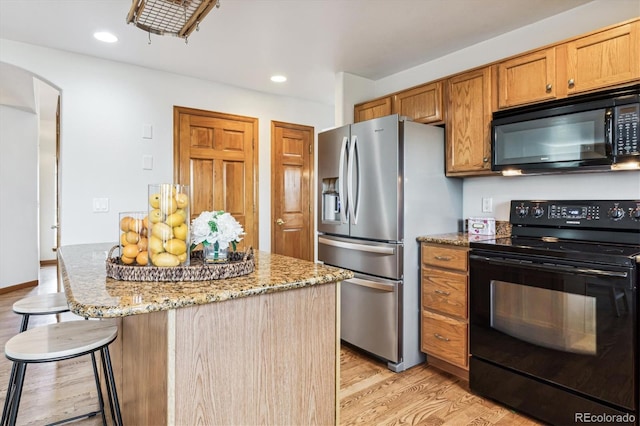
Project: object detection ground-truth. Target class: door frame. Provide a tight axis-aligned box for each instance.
[270,120,315,260]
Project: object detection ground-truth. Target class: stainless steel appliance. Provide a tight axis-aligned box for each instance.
[469,200,640,425]
[317,114,462,372]
[491,85,640,174]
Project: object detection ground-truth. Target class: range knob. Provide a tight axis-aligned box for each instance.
[608,207,625,221]
[515,205,528,217]
[631,207,640,221]
[532,206,545,218]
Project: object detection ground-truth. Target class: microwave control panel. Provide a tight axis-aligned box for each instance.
[614,103,639,156]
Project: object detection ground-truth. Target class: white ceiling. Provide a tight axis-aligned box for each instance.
[0,0,595,106]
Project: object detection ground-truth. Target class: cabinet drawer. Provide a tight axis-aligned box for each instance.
[422,268,467,318]
[422,244,468,271]
[421,310,467,368]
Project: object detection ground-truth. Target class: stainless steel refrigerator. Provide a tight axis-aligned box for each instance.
[317,114,462,372]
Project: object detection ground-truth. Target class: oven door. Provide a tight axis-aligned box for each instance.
[469,250,637,412]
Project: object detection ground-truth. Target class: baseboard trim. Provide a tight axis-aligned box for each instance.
[0,280,38,295]
[40,259,57,267]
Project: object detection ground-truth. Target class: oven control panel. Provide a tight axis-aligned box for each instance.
[510,200,640,230]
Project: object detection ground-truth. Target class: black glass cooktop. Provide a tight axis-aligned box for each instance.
[470,236,640,268]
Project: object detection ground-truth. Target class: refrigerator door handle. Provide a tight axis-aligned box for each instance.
[338,136,348,224]
[346,277,395,292]
[347,135,360,225]
[318,236,396,255]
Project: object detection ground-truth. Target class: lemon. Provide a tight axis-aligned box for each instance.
[120,233,129,246]
[177,252,188,263]
[152,252,180,267]
[173,223,188,241]
[165,212,185,227]
[160,197,178,215]
[136,251,149,266]
[149,193,161,209]
[120,216,133,232]
[149,236,164,254]
[149,209,164,223]
[137,237,149,251]
[122,243,140,259]
[128,218,143,233]
[164,239,187,256]
[125,231,140,245]
[151,222,173,241]
[175,193,189,209]
[121,255,135,265]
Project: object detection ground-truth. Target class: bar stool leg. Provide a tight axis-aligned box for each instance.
[6,362,27,426]
[0,363,17,426]
[100,346,123,426]
[18,314,30,333]
[90,352,107,426]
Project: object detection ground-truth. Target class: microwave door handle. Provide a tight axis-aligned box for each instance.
[338,136,348,224]
[605,107,614,157]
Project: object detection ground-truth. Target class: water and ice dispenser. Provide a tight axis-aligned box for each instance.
[321,177,341,223]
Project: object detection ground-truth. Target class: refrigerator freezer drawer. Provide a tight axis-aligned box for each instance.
[318,235,402,279]
[341,274,400,363]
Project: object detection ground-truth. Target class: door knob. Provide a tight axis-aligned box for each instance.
[276,218,285,226]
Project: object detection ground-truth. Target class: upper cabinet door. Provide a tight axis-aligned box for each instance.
[445,67,494,176]
[565,21,640,95]
[393,81,443,124]
[353,97,392,123]
[497,48,556,109]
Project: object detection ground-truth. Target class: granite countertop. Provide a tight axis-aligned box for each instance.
[417,221,512,247]
[58,243,354,318]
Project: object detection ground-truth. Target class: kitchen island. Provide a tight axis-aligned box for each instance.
[58,243,353,425]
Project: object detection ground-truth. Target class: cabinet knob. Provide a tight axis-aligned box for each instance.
[568,79,575,87]
[546,83,552,91]
[483,157,489,163]
[276,218,285,226]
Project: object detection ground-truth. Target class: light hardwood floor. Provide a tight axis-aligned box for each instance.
[0,266,542,425]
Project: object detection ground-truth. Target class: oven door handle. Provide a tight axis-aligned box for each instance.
[470,255,629,278]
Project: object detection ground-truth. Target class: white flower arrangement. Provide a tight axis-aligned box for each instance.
[191,210,245,251]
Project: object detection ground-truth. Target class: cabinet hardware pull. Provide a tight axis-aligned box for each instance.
[545,83,552,91]
[434,333,450,341]
[434,255,451,261]
[483,157,489,163]
[568,78,575,87]
[434,289,450,296]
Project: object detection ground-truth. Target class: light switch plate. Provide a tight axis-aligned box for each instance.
[482,197,493,213]
[143,124,153,139]
[142,155,153,170]
[93,197,109,212]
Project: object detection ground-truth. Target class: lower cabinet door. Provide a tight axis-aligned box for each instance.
[421,309,468,367]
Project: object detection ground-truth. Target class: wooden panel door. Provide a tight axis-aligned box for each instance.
[271,121,313,261]
[497,48,556,108]
[353,97,392,122]
[445,67,494,176]
[564,21,640,95]
[174,107,258,251]
[393,81,443,123]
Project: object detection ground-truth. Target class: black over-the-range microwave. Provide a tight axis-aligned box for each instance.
[491,85,640,174]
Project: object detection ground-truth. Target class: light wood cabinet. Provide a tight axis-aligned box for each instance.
[445,66,494,176]
[562,20,640,95]
[497,48,556,108]
[393,81,443,124]
[497,20,640,109]
[353,96,392,122]
[420,243,469,380]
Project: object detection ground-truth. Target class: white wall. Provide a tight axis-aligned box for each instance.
[341,0,640,221]
[0,40,334,264]
[0,105,39,288]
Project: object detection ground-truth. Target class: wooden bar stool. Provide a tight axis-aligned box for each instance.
[1,320,123,426]
[12,292,70,332]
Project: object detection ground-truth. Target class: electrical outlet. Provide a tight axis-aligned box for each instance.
[482,197,493,213]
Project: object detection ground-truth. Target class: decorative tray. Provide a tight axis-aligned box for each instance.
[106,246,254,282]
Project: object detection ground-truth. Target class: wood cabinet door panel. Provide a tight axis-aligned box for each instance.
[422,244,468,271]
[498,48,556,108]
[566,22,640,94]
[446,67,493,174]
[421,310,468,367]
[422,268,467,319]
[393,81,443,123]
[354,97,392,123]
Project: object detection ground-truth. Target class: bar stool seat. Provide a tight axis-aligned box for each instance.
[2,320,122,426]
[12,292,70,332]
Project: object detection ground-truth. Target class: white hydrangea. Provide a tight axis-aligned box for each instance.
[191,211,244,249]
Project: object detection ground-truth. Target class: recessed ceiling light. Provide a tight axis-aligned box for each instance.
[94,32,118,43]
[271,75,287,83]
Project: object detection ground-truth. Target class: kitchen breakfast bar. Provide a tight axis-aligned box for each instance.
[57,243,353,425]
